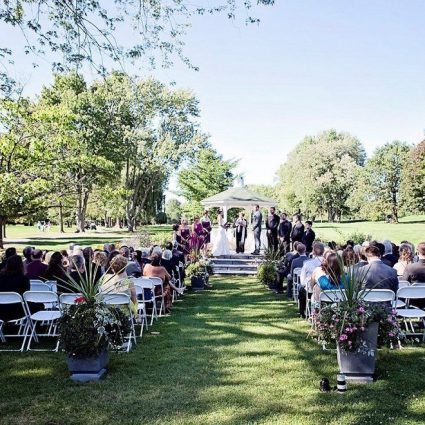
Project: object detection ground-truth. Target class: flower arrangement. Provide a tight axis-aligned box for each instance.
[257,262,277,285]
[315,300,402,353]
[185,262,205,279]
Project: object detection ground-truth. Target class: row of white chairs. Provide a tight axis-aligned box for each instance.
[318,286,425,341]
[0,291,137,353]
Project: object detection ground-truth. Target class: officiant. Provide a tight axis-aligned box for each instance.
[234,212,248,254]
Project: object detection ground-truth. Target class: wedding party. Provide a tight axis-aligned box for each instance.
[1,1,425,424]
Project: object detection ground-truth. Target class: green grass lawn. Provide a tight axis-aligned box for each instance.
[4,215,425,253]
[1,276,425,424]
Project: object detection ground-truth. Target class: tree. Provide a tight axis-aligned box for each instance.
[165,199,183,223]
[401,140,425,214]
[0,98,47,247]
[0,1,274,95]
[178,147,237,203]
[363,141,411,222]
[276,130,365,221]
[34,73,124,232]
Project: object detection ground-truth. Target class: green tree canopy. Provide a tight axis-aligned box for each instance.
[276,129,365,221]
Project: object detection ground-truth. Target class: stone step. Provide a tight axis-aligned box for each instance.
[212,264,258,270]
[213,269,258,275]
[211,259,262,266]
[214,255,264,260]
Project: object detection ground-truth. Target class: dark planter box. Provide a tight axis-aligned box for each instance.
[337,322,379,383]
[67,350,109,382]
[191,276,205,291]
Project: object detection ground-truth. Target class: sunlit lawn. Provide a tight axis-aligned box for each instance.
[1,276,425,424]
[4,215,425,252]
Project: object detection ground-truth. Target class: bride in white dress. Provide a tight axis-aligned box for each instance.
[212,210,230,257]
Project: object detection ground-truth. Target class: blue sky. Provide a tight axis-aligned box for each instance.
[3,0,425,188]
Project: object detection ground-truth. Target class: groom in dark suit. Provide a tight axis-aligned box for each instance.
[251,205,263,255]
[266,207,280,251]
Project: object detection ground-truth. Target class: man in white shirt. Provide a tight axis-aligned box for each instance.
[298,242,325,318]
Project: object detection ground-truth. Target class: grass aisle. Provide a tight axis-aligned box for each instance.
[1,276,425,424]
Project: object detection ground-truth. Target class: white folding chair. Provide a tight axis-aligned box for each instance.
[359,289,395,303]
[411,282,425,287]
[30,280,51,291]
[103,293,136,352]
[0,292,30,352]
[398,280,410,289]
[23,291,62,351]
[133,278,157,326]
[150,276,165,316]
[396,286,425,341]
[59,293,83,306]
[292,267,302,302]
[319,289,346,304]
[44,280,58,292]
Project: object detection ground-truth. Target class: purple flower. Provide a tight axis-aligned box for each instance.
[388,332,394,337]
[357,306,365,314]
[339,334,348,341]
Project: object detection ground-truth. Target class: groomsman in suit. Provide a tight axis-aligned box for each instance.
[302,220,316,254]
[278,213,292,254]
[266,207,280,251]
[251,205,263,255]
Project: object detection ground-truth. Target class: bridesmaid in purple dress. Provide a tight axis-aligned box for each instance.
[180,219,191,256]
[190,216,205,251]
[201,210,212,254]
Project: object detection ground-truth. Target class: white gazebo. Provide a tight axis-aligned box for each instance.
[201,186,277,223]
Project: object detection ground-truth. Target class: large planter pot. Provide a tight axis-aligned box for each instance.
[337,322,379,383]
[67,350,109,382]
[191,276,205,291]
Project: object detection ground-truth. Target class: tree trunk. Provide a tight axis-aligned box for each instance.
[76,189,90,232]
[59,202,65,233]
[0,216,4,249]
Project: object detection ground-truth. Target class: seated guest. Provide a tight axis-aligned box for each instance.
[26,249,48,280]
[353,246,368,271]
[93,251,107,277]
[143,254,183,313]
[362,245,398,292]
[105,250,120,274]
[119,246,141,277]
[298,242,325,318]
[312,252,345,303]
[287,243,308,299]
[402,242,425,283]
[0,247,17,272]
[62,255,86,293]
[22,246,33,273]
[394,243,413,277]
[100,255,137,315]
[342,246,359,268]
[382,240,398,267]
[0,255,31,322]
[161,249,175,276]
[43,251,67,283]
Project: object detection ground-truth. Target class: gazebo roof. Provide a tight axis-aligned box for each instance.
[201,186,277,209]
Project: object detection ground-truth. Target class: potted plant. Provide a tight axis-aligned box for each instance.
[313,260,402,382]
[257,261,277,286]
[57,264,131,382]
[199,257,214,285]
[185,261,205,290]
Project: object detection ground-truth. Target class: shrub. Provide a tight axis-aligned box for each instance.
[257,262,277,284]
[346,231,372,245]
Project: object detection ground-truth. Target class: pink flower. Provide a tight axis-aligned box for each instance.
[339,334,348,341]
[388,332,394,337]
[357,306,365,314]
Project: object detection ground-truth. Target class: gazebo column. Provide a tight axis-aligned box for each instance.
[223,206,228,223]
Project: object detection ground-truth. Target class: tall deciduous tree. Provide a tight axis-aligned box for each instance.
[401,140,425,214]
[362,141,411,222]
[276,130,365,221]
[34,73,124,232]
[178,147,237,203]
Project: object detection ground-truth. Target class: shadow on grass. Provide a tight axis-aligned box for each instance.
[1,276,425,424]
